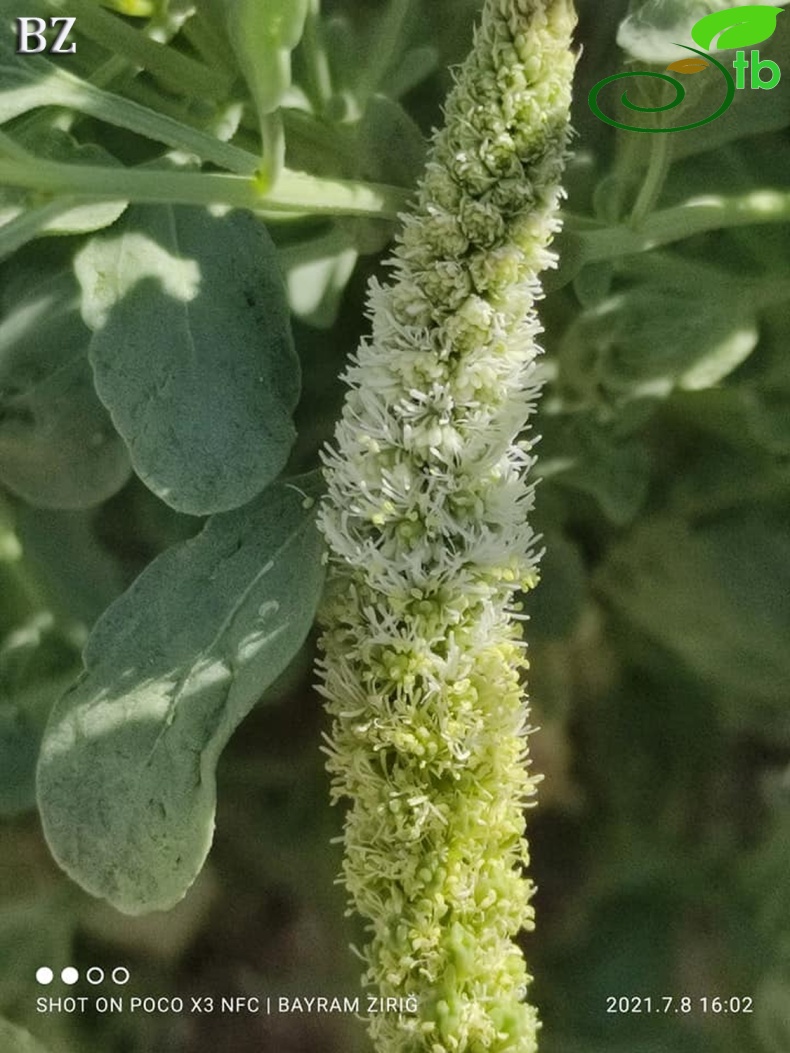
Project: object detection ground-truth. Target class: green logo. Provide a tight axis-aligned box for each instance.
[589,4,783,132]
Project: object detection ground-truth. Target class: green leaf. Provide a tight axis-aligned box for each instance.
[0,270,132,509]
[0,201,75,264]
[691,6,784,52]
[523,532,586,640]
[76,206,300,516]
[102,0,156,14]
[0,615,81,816]
[617,0,705,62]
[278,227,358,329]
[225,0,309,116]
[14,508,126,627]
[742,805,790,956]
[746,387,790,454]
[597,513,790,722]
[37,476,325,914]
[539,415,651,526]
[357,95,427,190]
[0,20,254,172]
[0,128,126,238]
[0,1018,53,1053]
[0,493,19,562]
[0,11,57,124]
[559,263,759,406]
[669,27,790,160]
[380,45,439,100]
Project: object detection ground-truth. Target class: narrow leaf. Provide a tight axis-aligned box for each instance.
[37,477,325,914]
[76,206,300,515]
[0,17,252,172]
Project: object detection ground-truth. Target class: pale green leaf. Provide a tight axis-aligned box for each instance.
[0,9,60,124]
[0,20,253,171]
[279,227,358,328]
[37,477,325,914]
[0,616,81,817]
[0,894,74,1007]
[0,201,74,264]
[559,263,759,406]
[617,0,709,62]
[541,416,651,526]
[357,95,427,190]
[0,128,126,238]
[14,508,126,627]
[76,206,299,515]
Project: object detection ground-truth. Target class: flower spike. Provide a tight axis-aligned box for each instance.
[316,2,577,1050]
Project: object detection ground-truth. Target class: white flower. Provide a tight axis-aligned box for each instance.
[316,2,577,1050]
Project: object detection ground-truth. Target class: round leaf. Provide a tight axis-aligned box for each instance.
[76,206,300,515]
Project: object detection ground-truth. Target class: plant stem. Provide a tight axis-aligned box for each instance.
[645,190,790,243]
[629,122,671,226]
[259,112,285,186]
[0,156,408,217]
[302,0,334,113]
[573,189,790,262]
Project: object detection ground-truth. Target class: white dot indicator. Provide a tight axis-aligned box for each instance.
[36,967,54,985]
[61,967,79,985]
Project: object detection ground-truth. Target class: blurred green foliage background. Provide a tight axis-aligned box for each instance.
[1,0,789,1051]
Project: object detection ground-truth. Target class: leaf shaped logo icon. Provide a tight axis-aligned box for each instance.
[691,6,783,51]
[666,57,710,74]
